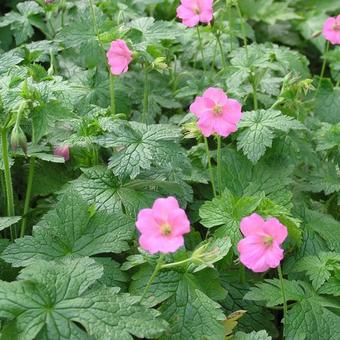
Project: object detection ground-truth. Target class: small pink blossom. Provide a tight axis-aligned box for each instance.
[322,15,340,45]
[54,145,70,161]
[136,197,190,254]
[106,39,132,75]
[189,87,242,137]
[176,0,213,27]
[237,213,288,273]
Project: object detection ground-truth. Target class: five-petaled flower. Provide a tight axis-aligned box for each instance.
[106,39,132,75]
[176,0,213,27]
[237,213,288,273]
[190,87,243,137]
[136,197,190,254]
[322,15,340,45]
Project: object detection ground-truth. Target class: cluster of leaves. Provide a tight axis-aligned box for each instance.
[0,0,339,339]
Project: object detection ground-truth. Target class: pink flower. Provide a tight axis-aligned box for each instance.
[106,39,132,75]
[189,87,242,137]
[322,16,340,45]
[176,0,213,27]
[237,213,288,272]
[54,145,70,161]
[136,197,190,254]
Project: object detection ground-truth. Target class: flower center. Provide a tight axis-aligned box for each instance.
[193,6,200,15]
[333,23,340,31]
[160,223,172,236]
[213,105,223,116]
[263,235,273,247]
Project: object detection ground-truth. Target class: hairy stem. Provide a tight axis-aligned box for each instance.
[216,135,222,194]
[110,75,116,116]
[316,41,330,95]
[196,26,207,74]
[20,157,35,238]
[204,137,217,197]
[141,254,164,301]
[142,67,149,123]
[1,128,16,241]
[278,264,288,323]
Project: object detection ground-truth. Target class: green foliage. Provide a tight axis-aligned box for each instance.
[237,109,304,163]
[0,257,167,339]
[2,192,134,266]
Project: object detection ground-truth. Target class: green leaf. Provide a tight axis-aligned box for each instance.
[199,189,264,245]
[2,192,134,267]
[234,330,272,340]
[314,80,340,124]
[0,216,21,231]
[315,123,340,151]
[70,166,160,215]
[131,267,226,339]
[0,1,44,45]
[0,50,23,74]
[305,161,340,195]
[237,109,305,163]
[220,278,277,336]
[97,121,182,179]
[0,258,167,340]
[291,252,340,290]
[245,279,340,339]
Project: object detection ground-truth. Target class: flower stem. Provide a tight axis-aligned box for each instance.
[60,0,65,28]
[250,75,258,110]
[141,254,164,301]
[278,264,288,323]
[142,67,149,123]
[235,0,248,57]
[196,26,207,75]
[20,156,35,238]
[216,135,222,194]
[1,128,16,241]
[110,75,116,116]
[161,257,192,269]
[215,34,226,69]
[316,40,330,95]
[226,0,233,51]
[204,137,217,197]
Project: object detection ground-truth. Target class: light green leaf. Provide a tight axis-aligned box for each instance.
[234,330,272,340]
[292,252,340,290]
[0,216,21,232]
[199,189,264,245]
[97,121,182,179]
[237,109,305,163]
[2,192,134,267]
[0,258,167,340]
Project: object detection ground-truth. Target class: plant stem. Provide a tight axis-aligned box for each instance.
[226,0,233,51]
[216,135,222,194]
[20,157,35,238]
[278,264,288,323]
[196,26,207,74]
[235,0,248,57]
[316,41,330,95]
[215,34,226,69]
[141,254,164,301]
[142,67,149,123]
[204,137,217,197]
[60,0,65,28]
[161,257,192,269]
[1,128,16,241]
[110,75,116,116]
[239,265,245,284]
[251,75,258,110]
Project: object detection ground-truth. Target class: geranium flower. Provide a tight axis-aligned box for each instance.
[237,213,288,273]
[189,87,242,137]
[54,145,70,161]
[106,39,132,75]
[322,15,340,45]
[136,197,190,254]
[176,0,213,27]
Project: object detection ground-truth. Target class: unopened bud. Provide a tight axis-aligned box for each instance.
[11,126,27,154]
[53,144,70,161]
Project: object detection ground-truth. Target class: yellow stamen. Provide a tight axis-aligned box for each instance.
[160,223,172,236]
[213,105,223,115]
[263,235,273,246]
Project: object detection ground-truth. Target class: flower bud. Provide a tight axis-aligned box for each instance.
[11,126,28,154]
[53,144,70,161]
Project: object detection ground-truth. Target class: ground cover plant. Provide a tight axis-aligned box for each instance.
[0,0,339,339]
